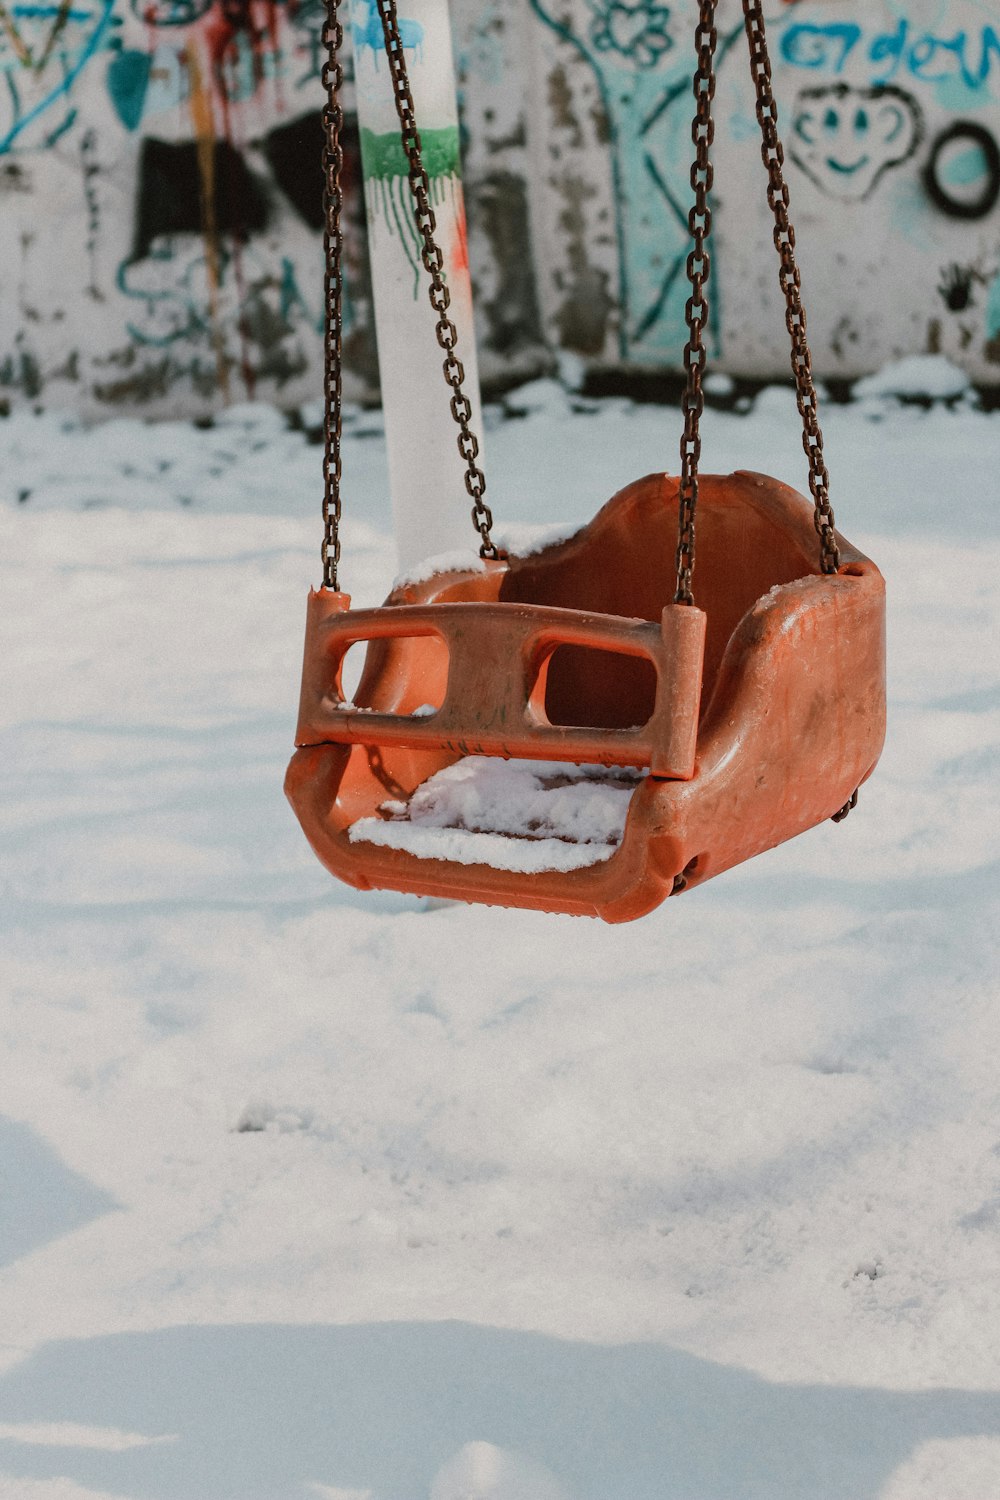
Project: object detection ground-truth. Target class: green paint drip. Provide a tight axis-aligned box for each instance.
[362,132,463,301]
[366,174,425,297]
[359,124,460,182]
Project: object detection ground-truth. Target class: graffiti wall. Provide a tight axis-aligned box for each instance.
[0,0,997,415]
[522,0,1000,380]
[712,0,1000,380]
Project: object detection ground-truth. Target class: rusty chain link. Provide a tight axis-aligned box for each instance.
[831,788,859,823]
[676,1,840,600]
[675,0,719,607]
[375,0,499,559]
[742,0,840,575]
[320,0,345,590]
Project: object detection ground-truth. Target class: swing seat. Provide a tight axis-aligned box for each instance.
[285,470,885,922]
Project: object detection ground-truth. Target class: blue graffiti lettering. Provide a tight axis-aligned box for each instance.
[983,28,1000,86]
[781,23,862,74]
[782,19,1000,93]
[868,20,907,80]
[908,32,967,84]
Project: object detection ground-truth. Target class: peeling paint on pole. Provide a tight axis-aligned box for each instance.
[353,0,484,568]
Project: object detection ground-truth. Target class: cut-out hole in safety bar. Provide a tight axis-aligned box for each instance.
[338,641,368,707]
[335,634,449,718]
[540,643,659,732]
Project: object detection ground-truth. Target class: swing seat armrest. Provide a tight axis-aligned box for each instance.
[294,592,706,778]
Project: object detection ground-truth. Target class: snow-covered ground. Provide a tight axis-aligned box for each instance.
[1,368,999,1500]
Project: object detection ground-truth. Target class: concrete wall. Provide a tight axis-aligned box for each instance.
[1,0,998,416]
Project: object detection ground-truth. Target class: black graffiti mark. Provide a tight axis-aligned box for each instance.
[0,162,30,194]
[131,137,268,261]
[261,111,326,230]
[936,262,988,313]
[923,122,1000,221]
[80,128,103,301]
[790,82,923,202]
[466,170,545,357]
[0,335,42,398]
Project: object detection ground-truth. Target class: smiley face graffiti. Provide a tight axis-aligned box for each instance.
[790,82,923,202]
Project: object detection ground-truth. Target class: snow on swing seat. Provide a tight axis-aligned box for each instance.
[348,757,644,873]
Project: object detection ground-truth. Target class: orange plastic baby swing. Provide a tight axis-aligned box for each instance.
[285,0,886,923]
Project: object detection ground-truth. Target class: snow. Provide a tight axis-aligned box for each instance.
[500,378,573,418]
[351,816,620,873]
[430,1443,570,1500]
[0,1424,175,1453]
[1,375,1000,1499]
[349,758,638,873]
[394,549,489,588]
[702,370,736,397]
[493,520,582,557]
[853,354,971,401]
[391,520,584,585]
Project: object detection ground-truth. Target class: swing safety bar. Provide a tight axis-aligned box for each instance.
[294,590,707,779]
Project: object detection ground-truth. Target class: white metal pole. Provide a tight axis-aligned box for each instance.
[351,0,484,574]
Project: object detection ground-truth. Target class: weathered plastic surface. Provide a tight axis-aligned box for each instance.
[285,471,886,922]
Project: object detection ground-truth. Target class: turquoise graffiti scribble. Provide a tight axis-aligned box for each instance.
[106,47,151,130]
[351,0,423,66]
[589,0,673,70]
[986,273,1000,343]
[12,4,92,18]
[942,144,991,186]
[117,239,332,349]
[0,0,116,153]
[529,0,739,361]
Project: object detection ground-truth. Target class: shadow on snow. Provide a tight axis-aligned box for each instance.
[0,1321,998,1500]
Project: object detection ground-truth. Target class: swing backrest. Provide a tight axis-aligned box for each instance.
[498,469,827,731]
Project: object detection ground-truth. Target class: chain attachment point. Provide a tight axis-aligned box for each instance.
[831,788,859,823]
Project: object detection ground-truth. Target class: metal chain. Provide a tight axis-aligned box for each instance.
[321,0,836,584]
[320,0,344,590]
[674,0,719,606]
[831,787,859,823]
[375,0,499,559]
[742,0,839,574]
